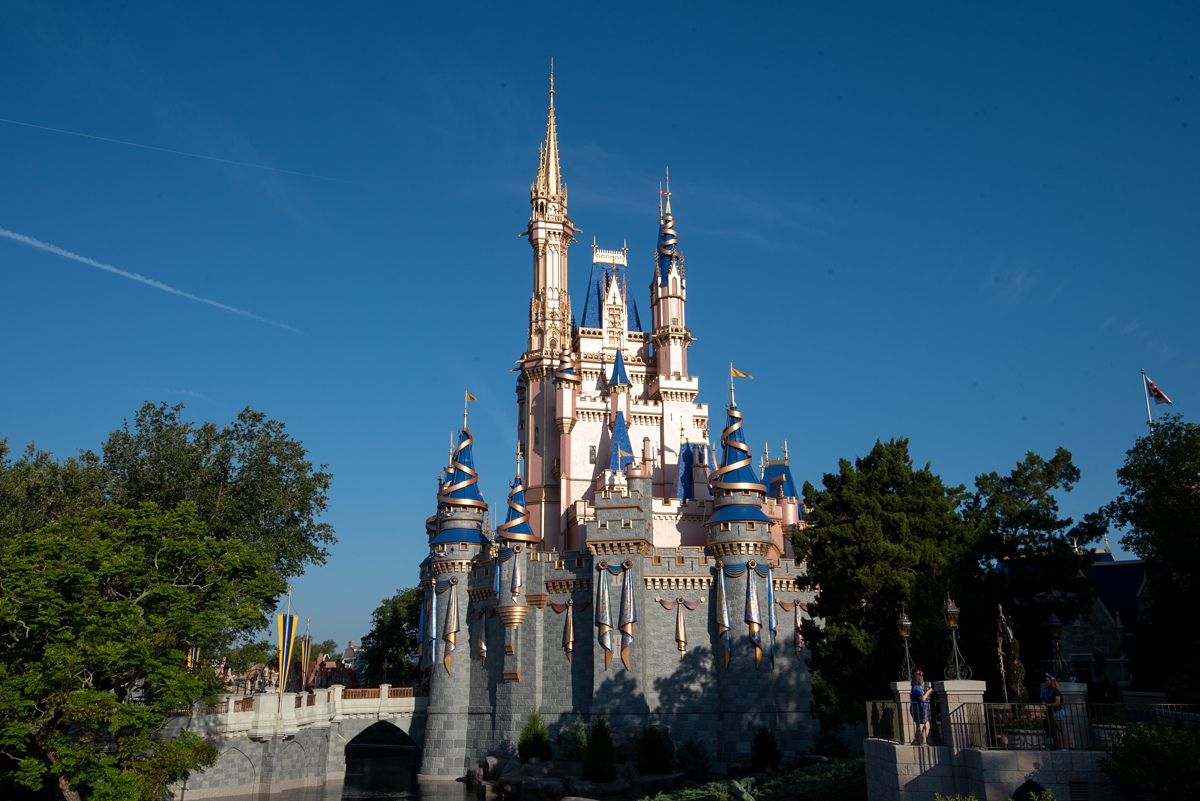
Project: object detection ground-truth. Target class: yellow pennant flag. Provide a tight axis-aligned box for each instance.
[466,391,478,401]
[731,366,754,379]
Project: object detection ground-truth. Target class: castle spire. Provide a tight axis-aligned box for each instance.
[534,62,562,200]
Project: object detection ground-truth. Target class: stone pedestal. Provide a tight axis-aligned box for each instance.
[934,680,987,755]
[891,682,918,745]
[1059,681,1088,749]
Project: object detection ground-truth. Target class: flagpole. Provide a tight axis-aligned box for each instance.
[278,584,292,713]
[1142,369,1153,427]
[301,617,310,693]
[463,389,469,430]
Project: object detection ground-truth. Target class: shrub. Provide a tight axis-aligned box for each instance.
[555,715,588,762]
[1101,721,1200,800]
[517,710,551,763]
[750,727,781,773]
[638,725,674,774]
[582,715,617,782]
[676,737,711,782]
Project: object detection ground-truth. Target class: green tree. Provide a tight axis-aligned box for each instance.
[102,402,335,614]
[358,587,423,686]
[795,439,970,727]
[961,448,1101,691]
[0,404,335,799]
[0,502,275,800]
[1106,413,1200,698]
[313,639,341,660]
[1101,721,1200,800]
[222,640,276,675]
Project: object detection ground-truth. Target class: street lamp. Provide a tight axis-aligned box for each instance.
[897,611,916,682]
[943,595,972,680]
[1047,611,1067,679]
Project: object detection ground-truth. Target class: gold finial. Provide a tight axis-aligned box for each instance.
[663,167,672,215]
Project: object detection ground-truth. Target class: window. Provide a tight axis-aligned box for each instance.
[589,445,597,464]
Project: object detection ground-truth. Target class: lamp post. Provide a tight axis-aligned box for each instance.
[943,595,972,680]
[897,611,916,682]
[1047,611,1067,679]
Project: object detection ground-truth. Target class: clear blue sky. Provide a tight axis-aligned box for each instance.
[2,2,1196,647]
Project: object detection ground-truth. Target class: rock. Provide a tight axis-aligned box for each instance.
[549,761,582,779]
[485,755,507,780]
[501,760,528,780]
[634,772,684,797]
[467,765,484,787]
[569,778,631,799]
[527,760,554,778]
[499,779,523,801]
[478,780,501,801]
[521,776,565,801]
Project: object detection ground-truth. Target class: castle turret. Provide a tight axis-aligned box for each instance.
[650,175,691,382]
[422,419,488,778]
[520,67,575,550]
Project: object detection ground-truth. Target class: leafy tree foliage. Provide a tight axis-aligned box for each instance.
[1101,721,1200,800]
[581,716,616,782]
[0,503,272,800]
[797,439,1097,723]
[795,439,970,727]
[960,448,1100,691]
[517,710,551,763]
[358,587,423,687]
[103,403,335,608]
[0,403,335,799]
[1106,414,1200,698]
[313,639,341,660]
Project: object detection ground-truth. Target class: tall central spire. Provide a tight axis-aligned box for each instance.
[535,62,563,200]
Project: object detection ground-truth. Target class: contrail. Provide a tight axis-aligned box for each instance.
[0,117,364,186]
[0,226,299,332]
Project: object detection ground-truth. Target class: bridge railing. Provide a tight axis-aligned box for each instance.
[167,684,426,739]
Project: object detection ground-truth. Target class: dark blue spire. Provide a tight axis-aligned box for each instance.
[608,349,631,388]
[609,411,636,473]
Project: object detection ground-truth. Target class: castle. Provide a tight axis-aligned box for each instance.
[416,74,817,779]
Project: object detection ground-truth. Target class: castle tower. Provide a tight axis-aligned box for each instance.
[421,422,488,778]
[520,67,576,552]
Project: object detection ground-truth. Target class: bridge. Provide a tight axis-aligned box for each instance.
[168,685,428,799]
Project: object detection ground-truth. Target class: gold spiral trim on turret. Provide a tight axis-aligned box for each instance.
[659,212,678,260]
[439,426,488,510]
[496,476,537,544]
[709,407,768,493]
[555,349,581,383]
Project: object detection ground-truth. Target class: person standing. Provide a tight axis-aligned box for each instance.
[1041,673,1066,749]
[910,669,933,745]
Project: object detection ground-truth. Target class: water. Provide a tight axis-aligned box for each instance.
[196,750,472,801]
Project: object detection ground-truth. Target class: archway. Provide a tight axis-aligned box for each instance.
[344,721,418,795]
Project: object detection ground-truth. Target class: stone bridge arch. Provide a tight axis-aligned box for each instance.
[340,720,419,795]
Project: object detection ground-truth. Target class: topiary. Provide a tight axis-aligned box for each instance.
[750,727,781,773]
[638,725,673,774]
[517,709,551,763]
[556,715,589,762]
[675,737,711,782]
[582,715,617,782]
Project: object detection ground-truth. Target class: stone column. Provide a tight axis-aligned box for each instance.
[890,682,917,745]
[1059,681,1088,749]
[933,680,987,754]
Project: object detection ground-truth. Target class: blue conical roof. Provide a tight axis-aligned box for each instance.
[496,474,536,543]
[581,261,644,331]
[710,404,767,493]
[608,349,631,387]
[609,411,636,473]
[438,427,487,507]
